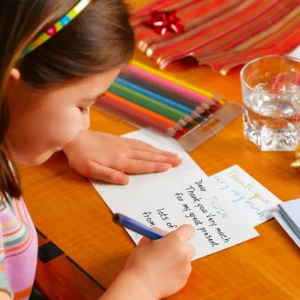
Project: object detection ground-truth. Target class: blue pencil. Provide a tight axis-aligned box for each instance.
[115,77,194,115]
[120,70,215,110]
[113,213,164,240]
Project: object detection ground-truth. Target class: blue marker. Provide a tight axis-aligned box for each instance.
[113,213,164,240]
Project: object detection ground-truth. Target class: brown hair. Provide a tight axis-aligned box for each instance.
[0,0,134,199]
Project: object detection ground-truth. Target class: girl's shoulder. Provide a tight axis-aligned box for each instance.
[0,194,33,253]
[0,193,38,298]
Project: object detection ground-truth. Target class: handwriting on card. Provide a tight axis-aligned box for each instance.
[213,173,267,220]
[141,180,231,248]
[211,165,281,226]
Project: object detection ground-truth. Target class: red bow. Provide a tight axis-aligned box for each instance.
[144,10,184,36]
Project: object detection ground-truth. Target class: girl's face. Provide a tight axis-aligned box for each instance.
[7,68,120,166]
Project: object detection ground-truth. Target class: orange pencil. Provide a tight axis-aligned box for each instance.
[100,92,178,134]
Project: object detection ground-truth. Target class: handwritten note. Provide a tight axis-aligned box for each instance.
[91,129,258,260]
[211,165,281,227]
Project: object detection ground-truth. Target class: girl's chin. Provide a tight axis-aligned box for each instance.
[16,148,62,166]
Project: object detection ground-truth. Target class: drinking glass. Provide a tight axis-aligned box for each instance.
[241,55,300,151]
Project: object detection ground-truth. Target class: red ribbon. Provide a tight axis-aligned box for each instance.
[144,10,184,36]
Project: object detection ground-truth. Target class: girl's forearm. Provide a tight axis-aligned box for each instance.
[99,269,157,300]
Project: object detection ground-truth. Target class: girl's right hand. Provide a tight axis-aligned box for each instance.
[123,225,195,299]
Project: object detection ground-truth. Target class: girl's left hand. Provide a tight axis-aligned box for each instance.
[63,130,182,185]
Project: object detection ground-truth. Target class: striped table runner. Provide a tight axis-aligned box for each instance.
[131,0,300,75]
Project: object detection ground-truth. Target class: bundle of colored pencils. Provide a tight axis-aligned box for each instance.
[97,60,226,139]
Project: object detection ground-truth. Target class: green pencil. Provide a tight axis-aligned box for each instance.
[109,82,186,121]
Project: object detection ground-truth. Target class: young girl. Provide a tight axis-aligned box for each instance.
[0,0,195,299]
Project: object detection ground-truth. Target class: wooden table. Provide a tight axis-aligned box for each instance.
[19,1,300,299]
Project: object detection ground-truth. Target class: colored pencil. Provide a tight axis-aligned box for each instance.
[116,71,216,120]
[111,79,211,122]
[109,82,187,121]
[100,94,202,139]
[120,68,216,109]
[125,64,221,109]
[110,82,207,128]
[102,68,223,140]
[131,60,225,105]
[100,93,187,139]
[101,92,177,132]
[115,77,194,115]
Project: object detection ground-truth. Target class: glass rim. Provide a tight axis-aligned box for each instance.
[240,54,300,96]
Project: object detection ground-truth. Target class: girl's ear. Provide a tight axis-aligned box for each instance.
[10,68,21,82]
[8,68,22,103]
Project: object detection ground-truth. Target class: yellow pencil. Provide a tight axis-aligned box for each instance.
[131,60,225,105]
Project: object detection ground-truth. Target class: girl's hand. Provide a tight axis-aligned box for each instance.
[101,225,195,300]
[63,130,182,184]
[123,225,195,299]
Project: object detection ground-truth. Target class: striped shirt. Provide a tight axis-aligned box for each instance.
[0,194,38,299]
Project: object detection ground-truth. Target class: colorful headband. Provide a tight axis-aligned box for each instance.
[21,0,92,57]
